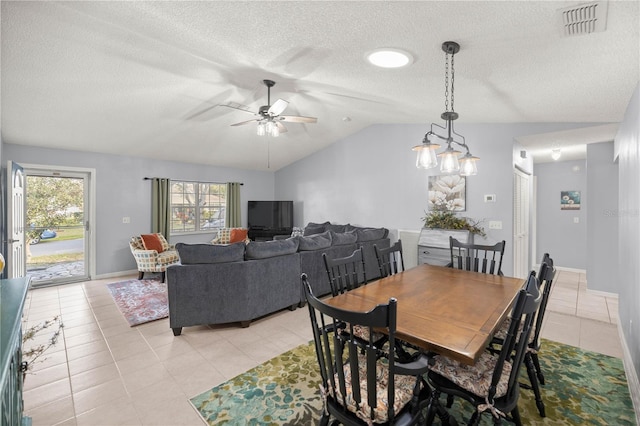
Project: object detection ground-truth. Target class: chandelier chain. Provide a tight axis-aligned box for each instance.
[450,53,455,112]
[444,52,449,112]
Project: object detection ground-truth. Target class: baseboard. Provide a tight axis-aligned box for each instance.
[93,269,138,280]
[618,318,640,424]
[587,289,619,299]
[554,266,587,274]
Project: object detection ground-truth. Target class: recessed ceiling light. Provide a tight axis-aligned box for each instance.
[366,48,413,68]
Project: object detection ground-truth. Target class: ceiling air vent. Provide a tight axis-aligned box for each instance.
[560,1,608,36]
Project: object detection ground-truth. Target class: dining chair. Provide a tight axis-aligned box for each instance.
[490,254,556,417]
[426,271,542,426]
[323,247,367,297]
[449,236,506,276]
[301,273,432,425]
[374,240,405,277]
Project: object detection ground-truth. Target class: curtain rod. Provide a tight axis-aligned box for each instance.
[143,177,243,185]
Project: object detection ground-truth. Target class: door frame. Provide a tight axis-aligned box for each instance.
[22,163,97,282]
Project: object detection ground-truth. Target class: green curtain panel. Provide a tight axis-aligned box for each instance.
[151,178,171,239]
[226,182,242,228]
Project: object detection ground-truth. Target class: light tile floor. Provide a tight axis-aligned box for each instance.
[21,269,623,425]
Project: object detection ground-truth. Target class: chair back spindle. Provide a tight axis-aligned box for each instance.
[374,240,405,277]
[449,237,506,276]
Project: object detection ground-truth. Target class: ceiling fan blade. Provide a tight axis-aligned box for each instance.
[276,121,288,133]
[279,115,318,124]
[222,102,257,115]
[230,119,260,127]
[268,99,289,116]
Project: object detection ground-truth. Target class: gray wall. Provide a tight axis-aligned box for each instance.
[614,83,640,403]
[586,142,619,293]
[2,143,275,276]
[534,160,587,269]
[275,122,603,277]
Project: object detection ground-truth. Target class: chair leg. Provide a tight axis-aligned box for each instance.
[138,271,144,280]
[161,271,166,283]
[525,353,546,417]
[511,406,523,426]
[319,412,330,426]
[531,352,545,385]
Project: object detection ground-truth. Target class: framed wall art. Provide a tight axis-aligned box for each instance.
[561,190,581,210]
[428,175,466,212]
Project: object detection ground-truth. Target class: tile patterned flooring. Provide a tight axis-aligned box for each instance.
[21,269,623,425]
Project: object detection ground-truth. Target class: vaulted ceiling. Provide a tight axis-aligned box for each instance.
[2,1,638,170]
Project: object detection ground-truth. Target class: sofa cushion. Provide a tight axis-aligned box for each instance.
[324,223,346,233]
[303,221,329,236]
[176,242,245,264]
[355,227,389,242]
[141,234,165,253]
[245,238,300,260]
[330,230,358,246]
[230,228,249,243]
[298,231,333,251]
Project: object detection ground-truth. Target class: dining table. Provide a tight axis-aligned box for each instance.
[323,263,524,365]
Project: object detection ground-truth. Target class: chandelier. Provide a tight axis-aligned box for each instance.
[412,41,478,176]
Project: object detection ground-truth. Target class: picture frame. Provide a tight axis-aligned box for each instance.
[561,190,581,210]
[428,175,466,212]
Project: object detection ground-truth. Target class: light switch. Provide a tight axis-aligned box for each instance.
[484,194,496,202]
[573,217,579,224]
[123,217,130,224]
[489,221,502,229]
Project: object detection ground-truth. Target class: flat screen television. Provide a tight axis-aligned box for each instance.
[247,201,294,230]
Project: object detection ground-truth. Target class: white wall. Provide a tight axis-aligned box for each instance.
[2,143,275,276]
[614,83,640,408]
[534,160,587,269]
[275,122,603,277]
[586,142,619,293]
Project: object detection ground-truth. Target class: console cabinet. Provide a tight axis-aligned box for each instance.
[1,277,31,426]
[418,229,473,266]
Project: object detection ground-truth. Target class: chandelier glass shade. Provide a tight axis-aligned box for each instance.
[413,41,478,176]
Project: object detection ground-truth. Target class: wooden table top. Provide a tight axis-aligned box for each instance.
[324,264,523,365]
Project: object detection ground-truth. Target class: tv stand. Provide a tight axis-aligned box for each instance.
[248,228,292,241]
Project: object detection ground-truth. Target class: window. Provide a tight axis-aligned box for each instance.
[170,181,226,234]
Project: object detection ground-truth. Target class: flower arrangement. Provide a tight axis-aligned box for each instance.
[421,210,486,237]
[22,315,64,376]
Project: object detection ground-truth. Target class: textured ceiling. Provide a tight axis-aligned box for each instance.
[1,1,639,170]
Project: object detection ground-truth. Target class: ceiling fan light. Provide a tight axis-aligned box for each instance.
[257,122,266,136]
[366,48,413,68]
[271,124,280,137]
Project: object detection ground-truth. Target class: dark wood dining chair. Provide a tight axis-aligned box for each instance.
[449,236,505,275]
[301,273,432,425]
[323,247,368,297]
[426,271,541,426]
[374,240,405,277]
[490,254,556,417]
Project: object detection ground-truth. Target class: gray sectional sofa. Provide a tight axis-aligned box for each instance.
[166,223,390,335]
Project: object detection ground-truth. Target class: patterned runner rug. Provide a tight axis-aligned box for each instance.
[106,279,168,326]
[190,339,635,425]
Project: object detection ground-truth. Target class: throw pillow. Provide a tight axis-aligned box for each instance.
[303,224,327,236]
[230,228,249,243]
[140,234,164,253]
[325,223,346,233]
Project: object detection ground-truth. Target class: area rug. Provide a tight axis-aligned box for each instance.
[190,339,636,425]
[106,279,168,326]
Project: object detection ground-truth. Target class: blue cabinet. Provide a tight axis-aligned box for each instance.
[1,277,31,426]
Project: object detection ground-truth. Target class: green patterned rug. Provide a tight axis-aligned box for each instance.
[190,339,636,425]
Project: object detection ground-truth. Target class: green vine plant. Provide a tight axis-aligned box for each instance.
[421,210,486,237]
[22,316,64,376]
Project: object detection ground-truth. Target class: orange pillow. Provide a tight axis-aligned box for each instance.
[229,228,248,244]
[141,234,164,253]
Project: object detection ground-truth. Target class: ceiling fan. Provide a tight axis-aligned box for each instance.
[226,79,317,136]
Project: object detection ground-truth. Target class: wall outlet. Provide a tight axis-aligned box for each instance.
[484,194,496,202]
[489,220,502,230]
[573,217,580,224]
[122,217,130,224]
